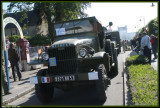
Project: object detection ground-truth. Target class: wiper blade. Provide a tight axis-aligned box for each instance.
[66,26,82,31]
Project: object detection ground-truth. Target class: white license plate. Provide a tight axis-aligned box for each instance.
[55,75,75,82]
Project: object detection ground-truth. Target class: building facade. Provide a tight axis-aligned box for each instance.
[4,11,48,37]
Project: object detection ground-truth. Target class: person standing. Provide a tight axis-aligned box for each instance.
[140,32,151,64]
[122,40,127,53]
[137,33,142,52]
[150,34,157,60]
[2,58,12,95]
[131,38,136,51]
[8,43,22,81]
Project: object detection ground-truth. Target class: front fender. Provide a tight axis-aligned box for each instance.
[92,52,107,58]
[78,52,110,72]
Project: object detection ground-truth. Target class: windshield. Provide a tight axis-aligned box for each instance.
[112,37,117,41]
[54,19,93,36]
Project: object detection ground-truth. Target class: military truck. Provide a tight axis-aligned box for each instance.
[29,17,118,103]
[105,31,121,55]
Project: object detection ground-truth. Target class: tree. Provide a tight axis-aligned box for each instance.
[147,17,158,36]
[53,2,90,22]
[7,2,91,42]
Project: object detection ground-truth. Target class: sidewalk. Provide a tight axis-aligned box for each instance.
[151,53,158,72]
[2,66,48,106]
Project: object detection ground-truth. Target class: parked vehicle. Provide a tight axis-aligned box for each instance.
[29,17,119,103]
[105,31,121,55]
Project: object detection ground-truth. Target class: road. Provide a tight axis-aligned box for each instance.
[7,51,133,106]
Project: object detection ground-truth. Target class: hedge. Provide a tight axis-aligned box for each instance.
[125,55,158,106]
[128,65,158,106]
[125,55,149,67]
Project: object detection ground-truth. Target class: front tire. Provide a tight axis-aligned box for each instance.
[96,64,108,102]
[35,69,54,104]
[110,48,118,76]
[105,39,113,65]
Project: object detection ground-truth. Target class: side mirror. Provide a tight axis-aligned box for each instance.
[109,22,113,26]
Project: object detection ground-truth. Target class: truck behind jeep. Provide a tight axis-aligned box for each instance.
[29,17,119,103]
[105,31,121,55]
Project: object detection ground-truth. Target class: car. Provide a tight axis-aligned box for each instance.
[29,16,118,103]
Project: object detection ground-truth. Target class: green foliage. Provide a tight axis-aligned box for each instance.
[6,35,19,42]
[137,17,158,36]
[29,34,51,46]
[148,17,158,36]
[6,35,31,43]
[128,65,158,106]
[138,27,146,34]
[53,3,91,22]
[6,34,51,46]
[125,55,149,67]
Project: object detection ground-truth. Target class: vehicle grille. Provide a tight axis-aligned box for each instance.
[48,46,77,75]
[48,46,77,60]
[49,60,77,75]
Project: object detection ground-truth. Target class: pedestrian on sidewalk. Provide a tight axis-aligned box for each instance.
[150,34,157,60]
[140,32,151,64]
[122,40,127,53]
[2,59,12,95]
[136,33,142,52]
[8,43,22,81]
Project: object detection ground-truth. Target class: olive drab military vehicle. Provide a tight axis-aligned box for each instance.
[104,31,121,77]
[105,31,121,55]
[29,17,119,103]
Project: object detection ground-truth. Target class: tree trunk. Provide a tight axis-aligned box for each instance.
[44,4,56,42]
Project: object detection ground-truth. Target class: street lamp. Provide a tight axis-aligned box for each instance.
[139,16,145,27]
[151,3,155,7]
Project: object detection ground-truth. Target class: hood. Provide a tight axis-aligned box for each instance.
[50,38,92,48]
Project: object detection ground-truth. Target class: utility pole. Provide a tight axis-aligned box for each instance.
[3,9,10,90]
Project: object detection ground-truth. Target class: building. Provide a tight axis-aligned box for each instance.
[3,10,48,37]
[118,25,135,41]
[118,25,127,40]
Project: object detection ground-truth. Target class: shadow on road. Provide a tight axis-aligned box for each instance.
[18,86,106,106]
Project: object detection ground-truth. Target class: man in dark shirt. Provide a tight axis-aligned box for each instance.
[8,43,22,81]
[136,33,142,52]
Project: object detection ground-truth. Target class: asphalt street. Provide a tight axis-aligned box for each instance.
[7,51,132,106]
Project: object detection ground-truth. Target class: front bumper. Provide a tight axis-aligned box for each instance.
[30,72,98,84]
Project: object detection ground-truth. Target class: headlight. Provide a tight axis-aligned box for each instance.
[42,53,49,60]
[79,48,87,57]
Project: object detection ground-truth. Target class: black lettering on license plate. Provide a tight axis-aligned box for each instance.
[55,75,75,82]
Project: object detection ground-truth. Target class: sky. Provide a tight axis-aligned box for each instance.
[84,2,158,32]
[2,2,158,33]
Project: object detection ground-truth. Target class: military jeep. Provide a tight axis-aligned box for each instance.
[30,17,118,103]
[105,31,121,55]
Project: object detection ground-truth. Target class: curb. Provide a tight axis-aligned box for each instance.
[123,52,132,106]
[123,62,127,105]
[3,86,35,105]
[123,61,125,106]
